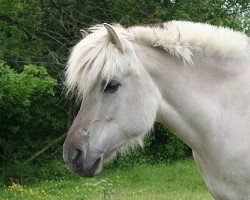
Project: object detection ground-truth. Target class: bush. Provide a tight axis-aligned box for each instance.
[0,62,67,168]
[2,159,71,185]
[147,123,191,162]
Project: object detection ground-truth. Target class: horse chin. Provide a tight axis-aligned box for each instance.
[103,151,118,164]
[90,158,103,177]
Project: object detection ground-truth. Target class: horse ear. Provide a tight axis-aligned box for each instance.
[103,23,124,53]
[79,29,89,38]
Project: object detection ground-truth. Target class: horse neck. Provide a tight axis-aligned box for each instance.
[132,42,250,152]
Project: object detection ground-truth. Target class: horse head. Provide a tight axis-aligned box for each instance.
[63,24,160,177]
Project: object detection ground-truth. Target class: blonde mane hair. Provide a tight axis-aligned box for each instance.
[66,27,128,97]
[129,21,249,63]
[65,21,249,96]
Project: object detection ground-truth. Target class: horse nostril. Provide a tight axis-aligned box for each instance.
[72,148,82,164]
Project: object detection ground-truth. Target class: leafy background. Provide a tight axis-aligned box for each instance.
[0,0,249,184]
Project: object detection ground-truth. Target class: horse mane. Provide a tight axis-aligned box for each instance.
[65,24,135,97]
[129,21,249,63]
[65,21,249,97]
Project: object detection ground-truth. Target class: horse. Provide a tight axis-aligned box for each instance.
[63,21,250,200]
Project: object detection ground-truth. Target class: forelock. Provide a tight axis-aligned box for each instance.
[65,24,139,98]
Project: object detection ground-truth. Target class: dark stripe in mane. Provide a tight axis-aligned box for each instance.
[135,23,164,29]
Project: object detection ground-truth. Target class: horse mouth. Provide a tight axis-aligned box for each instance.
[83,157,102,177]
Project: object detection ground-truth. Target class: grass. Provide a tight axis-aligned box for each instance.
[0,159,213,200]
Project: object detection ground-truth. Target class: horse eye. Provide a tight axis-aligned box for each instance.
[103,80,121,93]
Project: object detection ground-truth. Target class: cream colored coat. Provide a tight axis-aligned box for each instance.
[64,21,250,200]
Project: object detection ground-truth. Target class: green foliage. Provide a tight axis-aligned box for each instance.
[109,123,191,169]
[0,0,249,180]
[2,160,69,185]
[0,0,249,69]
[148,123,191,162]
[0,63,56,130]
[0,62,67,167]
[0,1,44,65]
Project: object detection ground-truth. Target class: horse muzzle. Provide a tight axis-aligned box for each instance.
[63,145,103,177]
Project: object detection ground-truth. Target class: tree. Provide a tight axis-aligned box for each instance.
[0,0,249,70]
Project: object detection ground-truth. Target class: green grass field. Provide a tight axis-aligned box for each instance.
[0,159,213,200]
